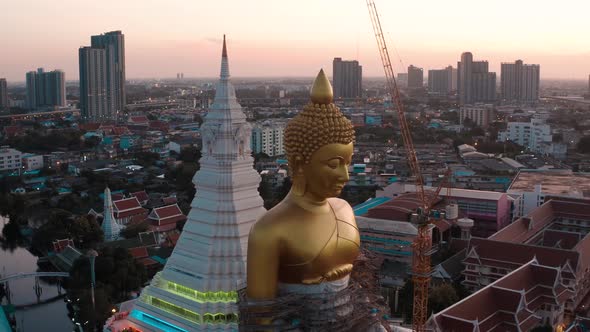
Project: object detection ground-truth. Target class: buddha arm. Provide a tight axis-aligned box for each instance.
[246,222,280,300]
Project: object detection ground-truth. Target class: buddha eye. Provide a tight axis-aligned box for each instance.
[327,160,339,169]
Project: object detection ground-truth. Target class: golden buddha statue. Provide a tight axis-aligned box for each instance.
[246,69,360,301]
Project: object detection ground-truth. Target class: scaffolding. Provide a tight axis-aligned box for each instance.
[239,250,392,332]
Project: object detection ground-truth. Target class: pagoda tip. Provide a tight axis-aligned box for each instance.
[222,34,227,58]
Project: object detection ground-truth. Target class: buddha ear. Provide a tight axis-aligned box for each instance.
[292,155,304,175]
[291,155,306,196]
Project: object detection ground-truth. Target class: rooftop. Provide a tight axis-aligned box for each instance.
[509,169,590,196]
[430,259,574,331]
[356,215,418,235]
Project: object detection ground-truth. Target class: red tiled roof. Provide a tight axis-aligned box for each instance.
[131,191,149,204]
[112,126,129,135]
[113,197,142,212]
[149,222,178,233]
[467,237,581,272]
[111,193,125,201]
[431,260,574,332]
[4,126,23,136]
[149,120,169,131]
[433,218,452,233]
[128,116,149,124]
[138,257,159,266]
[166,232,180,247]
[367,192,441,220]
[542,229,581,249]
[490,200,555,243]
[158,214,186,226]
[574,233,590,274]
[117,210,148,220]
[491,199,590,244]
[152,204,183,219]
[162,196,177,205]
[128,247,148,259]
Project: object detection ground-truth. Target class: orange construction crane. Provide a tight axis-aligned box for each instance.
[365,1,433,330]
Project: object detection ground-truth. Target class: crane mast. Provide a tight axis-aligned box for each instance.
[366,1,432,331]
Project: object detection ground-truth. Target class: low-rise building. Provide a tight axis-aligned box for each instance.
[0,146,22,172]
[508,169,590,217]
[498,118,553,154]
[378,183,512,237]
[461,199,590,319]
[429,258,574,331]
[21,154,44,171]
[460,104,494,128]
[113,197,149,225]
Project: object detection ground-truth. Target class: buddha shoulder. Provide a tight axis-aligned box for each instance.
[248,200,295,241]
[327,197,356,226]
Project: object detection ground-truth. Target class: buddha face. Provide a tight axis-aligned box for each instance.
[300,142,353,201]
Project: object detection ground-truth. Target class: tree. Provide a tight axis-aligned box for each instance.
[134,151,160,167]
[397,279,414,324]
[66,247,147,329]
[178,146,201,163]
[428,283,460,314]
[32,211,103,252]
[84,135,102,149]
[120,221,149,239]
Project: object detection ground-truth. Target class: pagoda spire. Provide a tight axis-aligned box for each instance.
[220,34,230,79]
[119,36,266,332]
[102,186,121,242]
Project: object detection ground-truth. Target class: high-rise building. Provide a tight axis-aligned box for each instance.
[79,47,109,121]
[501,60,540,103]
[460,104,494,128]
[91,31,126,113]
[428,66,456,95]
[25,68,66,110]
[79,31,126,121]
[107,36,266,331]
[0,78,7,109]
[332,57,362,99]
[457,52,496,105]
[251,121,285,157]
[407,65,423,89]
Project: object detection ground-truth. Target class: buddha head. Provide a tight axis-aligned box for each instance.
[284,69,355,200]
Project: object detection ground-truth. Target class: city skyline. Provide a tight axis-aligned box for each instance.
[1,0,589,81]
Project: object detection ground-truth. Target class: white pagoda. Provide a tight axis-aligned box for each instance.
[102,187,122,242]
[120,36,266,331]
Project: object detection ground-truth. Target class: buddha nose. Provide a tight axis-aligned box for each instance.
[338,165,350,182]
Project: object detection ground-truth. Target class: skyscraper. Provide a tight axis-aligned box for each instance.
[332,57,362,99]
[501,60,540,103]
[0,78,7,109]
[79,30,126,121]
[79,47,109,121]
[407,65,424,89]
[91,31,126,113]
[428,66,456,95]
[457,52,496,105]
[25,68,66,110]
[108,36,266,331]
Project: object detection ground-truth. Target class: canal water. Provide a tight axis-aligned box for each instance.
[1,217,73,332]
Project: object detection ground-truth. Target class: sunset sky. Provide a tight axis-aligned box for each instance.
[1,0,588,81]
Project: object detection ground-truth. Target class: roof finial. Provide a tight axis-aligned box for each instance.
[222,34,228,58]
[310,69,333,104]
